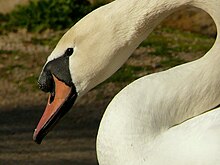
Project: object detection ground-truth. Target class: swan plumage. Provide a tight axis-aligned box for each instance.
[34,0,220,164]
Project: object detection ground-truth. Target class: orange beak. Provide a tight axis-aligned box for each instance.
[33,75,77,144]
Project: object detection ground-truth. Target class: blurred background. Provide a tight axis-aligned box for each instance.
[0,0,216,164]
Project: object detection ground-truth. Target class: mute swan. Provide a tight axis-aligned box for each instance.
[33,0,220,164]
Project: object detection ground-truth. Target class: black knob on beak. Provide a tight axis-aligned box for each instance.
[38,51,73,94]
[38,65,54,93]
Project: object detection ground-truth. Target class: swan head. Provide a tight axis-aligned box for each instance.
[32,7,131,143]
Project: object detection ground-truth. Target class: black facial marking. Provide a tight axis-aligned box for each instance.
[38,48,74,92]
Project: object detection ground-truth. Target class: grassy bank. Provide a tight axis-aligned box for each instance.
[0,26,215,108]
[0,0,216,108]
[0,0,99,32]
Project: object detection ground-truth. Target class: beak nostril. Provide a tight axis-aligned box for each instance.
[49,90,55,104]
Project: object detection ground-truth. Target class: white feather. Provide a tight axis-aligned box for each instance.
[46,0,220,164]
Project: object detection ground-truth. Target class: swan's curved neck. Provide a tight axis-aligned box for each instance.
[87,0,219,92]
[113,0,219,37]
[110,0,189,43]
[105,0,220,134]
[97,0,220,164]
[110,0,219,53]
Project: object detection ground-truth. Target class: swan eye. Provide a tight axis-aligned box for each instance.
[65,48,74,56]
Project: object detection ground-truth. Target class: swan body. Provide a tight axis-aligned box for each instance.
[97,63,220,164]
[96,1,220,164]
[34,0,220,164]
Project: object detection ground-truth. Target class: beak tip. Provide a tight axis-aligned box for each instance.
[33,129,43,144]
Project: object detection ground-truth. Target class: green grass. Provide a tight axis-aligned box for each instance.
[140,27,214,56]
[0,24,215,94]
[1,0,93,32]
[0,0,215,109]
[160,57,186,68]
[0,0,112,33]
[31,31,65,48]
[23,75,38,84]
[0,64,26,78]
[107,65,151,83]
[106,57,185,84]
[0,50,18,55]
[108,27,215,84]
[23,75,39,91]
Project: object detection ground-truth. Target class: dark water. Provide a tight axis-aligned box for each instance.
[0,103,106,165]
